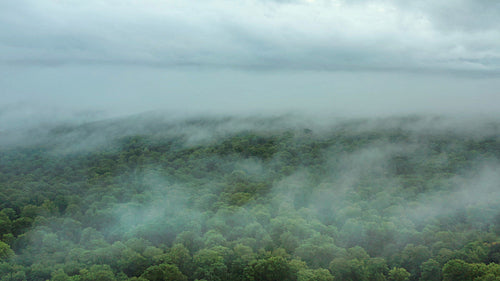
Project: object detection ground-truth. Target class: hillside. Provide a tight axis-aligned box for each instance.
[0,115,500,281]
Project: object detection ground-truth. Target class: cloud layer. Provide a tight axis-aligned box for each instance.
[2,0,500,72]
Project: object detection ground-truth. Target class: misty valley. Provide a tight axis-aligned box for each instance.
[1,114,500,281]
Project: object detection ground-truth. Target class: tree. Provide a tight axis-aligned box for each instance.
[115,247,149,277]
[193,249,228,281]
[140,263,187,281]
[0,241,13,261]
[388,267,410,281]
[442,259,472,281]
[78,265,116,281]
[366,257,388,281]
[420,259,441,281]
[250,256,295,281]
[329,257,367,281]
[398,244,430,280]
[297,268,334,281]
[165,244,193,275]
[174,231,203,253]
[0,214,12,236]
[295,235,341,268]
[50,269,70,281]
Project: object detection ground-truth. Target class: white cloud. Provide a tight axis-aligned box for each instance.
[1,0,499,72]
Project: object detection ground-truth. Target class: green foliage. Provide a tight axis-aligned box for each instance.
[78,265,116,281]
[250,256,295,281]
[0,241,13,261]
[193,248,229,281]
[295,235,341,268]
[443,259,472,281]
[420,259,441,281]
[0,116,499,281]
[388,267,410,281]
[140,263,187,281]
[50,269,70,281]
[329,257,367,281]
[443,260,500,281]
[297,268,334,281]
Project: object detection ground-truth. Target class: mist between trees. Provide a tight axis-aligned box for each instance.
[0,114,499,281]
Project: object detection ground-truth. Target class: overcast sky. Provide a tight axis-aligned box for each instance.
[1,0,500,122]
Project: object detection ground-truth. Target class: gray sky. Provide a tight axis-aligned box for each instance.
[1,0,500,121]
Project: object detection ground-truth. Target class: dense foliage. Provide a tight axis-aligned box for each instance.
[0,115,500,281]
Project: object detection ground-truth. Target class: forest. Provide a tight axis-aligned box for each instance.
[0,114,499,281]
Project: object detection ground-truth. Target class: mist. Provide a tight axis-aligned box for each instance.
[2,0,500,280]
[1,113,499,280]
[3,67,500,120]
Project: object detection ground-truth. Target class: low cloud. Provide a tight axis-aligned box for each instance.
[1,0,499,73]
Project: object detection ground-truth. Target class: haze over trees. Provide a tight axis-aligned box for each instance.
[2,0,500,280]
[0,114,499,281]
